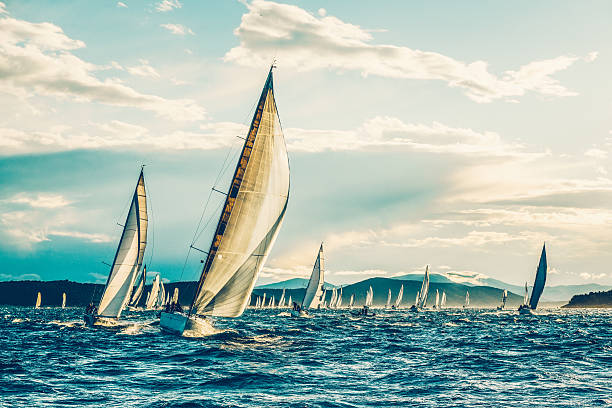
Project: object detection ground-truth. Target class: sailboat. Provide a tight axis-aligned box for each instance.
[255,296,261,308]
[352,286,374,316]
[321,289,327,309]
[287,295,292,308]
[278,289,285,308]
[160,66,290,335]
[393,284,403,309]
[35,292,41,309]
[84,168,147,326]
[172,287,179,304]
[293,244,325,317]
[518,244,547,314]
[434,289,440,309]
[463,291,470,308]
[145,274,161,310]
[329,288,337,309]
[410,265,430,311]
[385,289,391,309]
[261,293,267,309]
[128,265,147,309]
[336,288,343,308]
[348,294,354,309]
[440,291,446,308]
[497,289,508,310]
[61,293,66,309]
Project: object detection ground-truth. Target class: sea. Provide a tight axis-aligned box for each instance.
[1,307,611,408]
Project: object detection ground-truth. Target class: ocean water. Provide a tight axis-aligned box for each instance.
[1,307,611,408]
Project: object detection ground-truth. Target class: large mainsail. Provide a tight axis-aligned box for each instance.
[130,265,147,306]
[528,244,547,310]
[97,170,147,319]
[301,244,325,310]
[189,68,290,318]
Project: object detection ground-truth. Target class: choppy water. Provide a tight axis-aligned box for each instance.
[1,307,611,407]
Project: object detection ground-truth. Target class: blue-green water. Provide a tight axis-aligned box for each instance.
[1,307,611,407]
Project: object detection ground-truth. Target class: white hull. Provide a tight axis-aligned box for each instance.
[160,312,214,336]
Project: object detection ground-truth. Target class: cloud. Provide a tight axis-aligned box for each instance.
[4,193,71,208]
[0,273,41,281]
[0,2,6,14]
[117,2,127,8]
[160,23,194,35]
[47,230,112,243]
[579,272,607,280]
[0,13,204,120]
[156,0,181,12]
[225,0,595,103]
[127,59,160,78]
[584,148,607,159]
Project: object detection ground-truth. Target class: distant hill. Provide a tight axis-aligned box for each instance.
[562,289,612,308]
[252,277,523,308]
[392,273,611,302]
[255,278,337,290]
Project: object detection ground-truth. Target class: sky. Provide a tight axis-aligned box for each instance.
[1,0,611,287]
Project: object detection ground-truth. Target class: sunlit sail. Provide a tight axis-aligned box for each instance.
[294,244,325,317]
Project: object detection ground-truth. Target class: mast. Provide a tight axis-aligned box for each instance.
[188,65,289,317]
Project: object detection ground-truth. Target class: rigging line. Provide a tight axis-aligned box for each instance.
[146,181,155,269]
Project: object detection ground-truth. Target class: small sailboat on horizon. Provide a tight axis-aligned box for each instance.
[497,289,508,310]
[410,265,429,312]
[392,284,403,309]
[35,292,41,309]
[518,243,547,315]
[463,290,470,308]
[292,244,325,317]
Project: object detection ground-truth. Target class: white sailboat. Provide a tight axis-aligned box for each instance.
[278,289,285,308]
[410,265,429,311]
[172,287,179,304]
[128,264,147,309]
[293,244,324,317]
[329,288,337,309]
[440,291,446,308]
[497,289,508,310]
[287,295,292,308]
[463,291,470,308]
[352,285,374,316]
[385,289,391,309]
[434,289,440,309]
[519,243,548,314]
[84,168,147,326]
[393,284,403,309]
[160,67,290,335]
[35,292,41,309]
[321,289,327,309]
[349,293,355,309]
[365,286,374,307]
[61,292,66,309]
[145,274,160,310]
[261,293,267,309]
[336,288,343,308]
[255,296,261,308]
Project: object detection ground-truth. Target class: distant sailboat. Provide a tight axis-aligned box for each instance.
[497,289,508,310]
[352,285,374,317]
[278,289,285,308]
[519,244,547,314]
[61,292,66,309]
[349,294,355,309]
[336,288,343,308]
[365,286,373,307]
[160,66,289,335]
[321,289,327,309]
[255,296,261,308]
[172,287,179,304]
[434,289,440,309]
[287,295,292,308]
[129,265,147,308]
[293,244,325,317]
[261,293,267,309]
[440,291,446,308]
[146,275,161,310]
[385,289,391,309]
[410,265,429,311]
[35,292,41,309]
[393,285,403,309]
[84,168,147,326]
[463,291,470,308]
[329,287,337,309]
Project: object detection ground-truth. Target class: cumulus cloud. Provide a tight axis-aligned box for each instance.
[225,0,595,103]
[117,2,127,8]
[4,193,71,208]
[160,23,194,35]
[0,12,204,120]
[127,59,160,78]
[156,0,181,12]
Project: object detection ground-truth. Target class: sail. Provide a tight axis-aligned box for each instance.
[287,295,292,308]
[528,244,547,309]
[435,289,440,308]
[336,288,343,308]
[279,289,285,308]
[130,265,147,306]
[365,286,373,307]
[500,289,507,308]
[349,294,354,309]
[386,289,391,308]
[97,170,147,318]
[523,282,529,305]
[261,293,266,309]
[172,287,179,304]
[417,266,430,308]
[465,291,470,307]
[158,280,166,308]
[61,293,66,308]
[301,244,325,310]
[190,69,290,318]
[441,291,446,307]
[330,288,337,309]
[394,285,403,308]
[415,291,419,306]
[146,275,160,310]
[35,292,41,308]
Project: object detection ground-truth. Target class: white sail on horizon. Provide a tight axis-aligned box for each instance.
[528,244,547,310]
[287,295,292,308]
[62,292,66,309]
[435,289,440,309]
[465,290,470,307]
[146,274,160,310]
[279,289,285,308]
[97,170,147,319]
[301,244,325,310]
[349,293,354,309]
[394,285,403,308]
[336,288,343,308]
[189,69,290,318]
[385,289,391,309]
[35,292,41,309]
[365,286,373,307]
[129,265,147,307]
[416,266,430,308]
[441,291,446,307]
